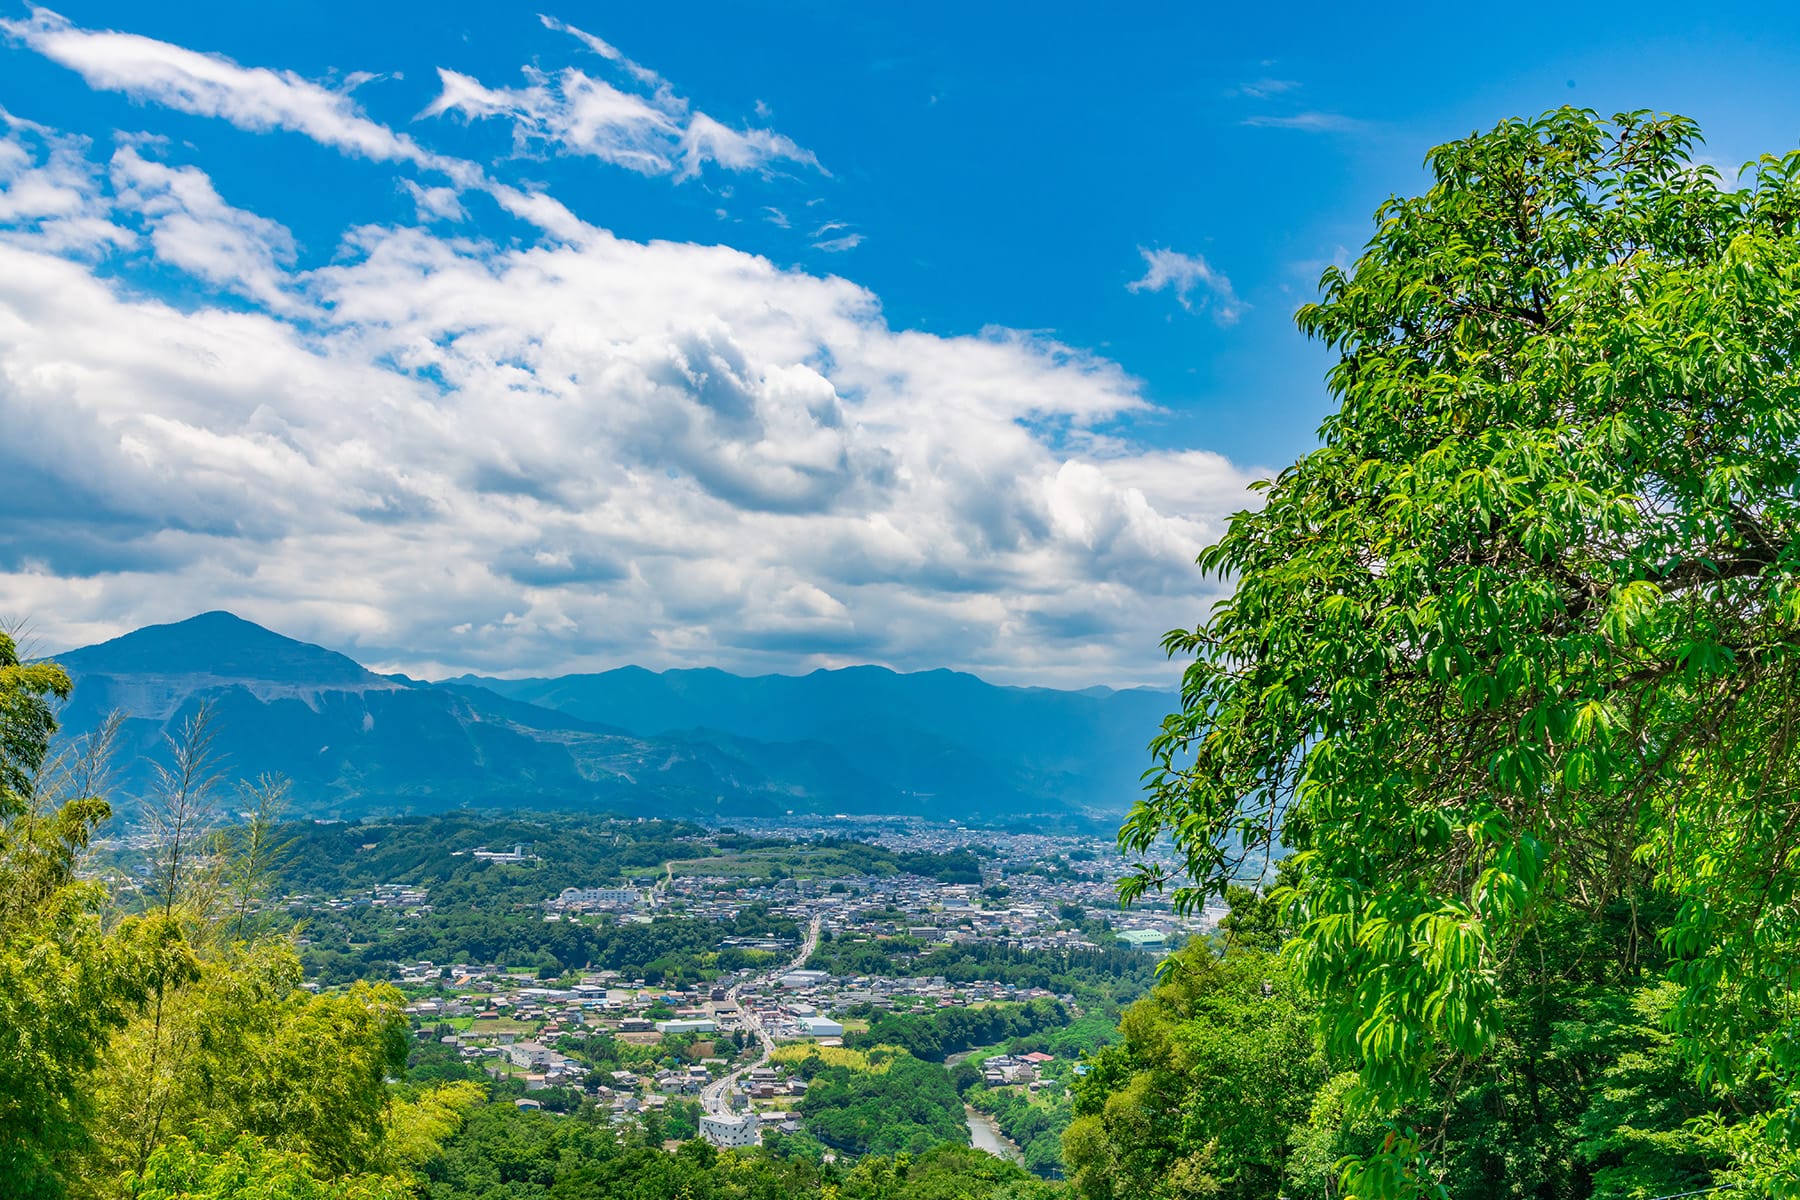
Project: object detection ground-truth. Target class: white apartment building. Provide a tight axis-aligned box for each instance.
[699,1113,761,1149]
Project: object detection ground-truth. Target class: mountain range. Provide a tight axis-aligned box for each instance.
[47,612,1174,825]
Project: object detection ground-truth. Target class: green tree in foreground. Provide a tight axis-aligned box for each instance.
[1121,108,1800,1196]
[1063,914,1324,1199]
[0,632,161,1195]
[0,635,477,1199]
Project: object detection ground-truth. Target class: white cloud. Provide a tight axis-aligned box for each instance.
[422,64,682,175]
[1127,247,1244,325]
[0,109,134,255]
[0,27,1264,686]
[539,14,665,90]
[0,6,476,184]
[399,179,466,223]
[812,232,863,253]
[676,112,819,180]
[109,144,300,310]
[419,17,822,182]
[4,7,824,238]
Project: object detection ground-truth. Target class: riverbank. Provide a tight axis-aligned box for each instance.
[964,1106,1022,1162]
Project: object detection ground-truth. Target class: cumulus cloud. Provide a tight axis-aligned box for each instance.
[109,143,301,309]
[0,22,1263,686]
[1127,247,1244,325]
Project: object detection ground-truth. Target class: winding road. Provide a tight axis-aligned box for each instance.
[701,914,824,1116]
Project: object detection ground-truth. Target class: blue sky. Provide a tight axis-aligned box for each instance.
[2,1,1798,683]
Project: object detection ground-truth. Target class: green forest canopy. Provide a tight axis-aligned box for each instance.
[1122,108,1800,1197]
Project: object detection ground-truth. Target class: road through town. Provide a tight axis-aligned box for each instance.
[701,915,823,1116]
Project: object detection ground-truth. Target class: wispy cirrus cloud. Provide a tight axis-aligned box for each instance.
[809,219,862,252]
[4,6,822,193]
[0,6,478,184]
[1127,247,1243,325]
[1229,77,1299,99]
[1241,111,1364,133]
[537,13,665,90]
[421,64,681,175]
[421,15,822,182]
[678,112,819,181]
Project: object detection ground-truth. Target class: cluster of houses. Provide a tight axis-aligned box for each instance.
[756,969,1071,1030]
[377,821,1224,1141]
[980,1050,1057,1090]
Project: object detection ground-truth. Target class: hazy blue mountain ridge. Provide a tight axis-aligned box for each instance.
[48,612,1170,823]
[466,665,1174,814]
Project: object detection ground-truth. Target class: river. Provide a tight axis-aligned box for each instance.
[964,1106,1023,1163]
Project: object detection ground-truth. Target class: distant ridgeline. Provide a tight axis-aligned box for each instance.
[48,612,1171,824]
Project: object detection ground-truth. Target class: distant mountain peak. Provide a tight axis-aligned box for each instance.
[57,611,378,685]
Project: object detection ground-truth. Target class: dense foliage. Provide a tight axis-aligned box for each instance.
[1119,108,1800,1195]
[301,903,798,986]
[420,1103,1055,1200]
[806,938,1156,1013]
[845,1000,1070,1062]
[796,1051,970,1156]
[1065,885,1724,1199]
